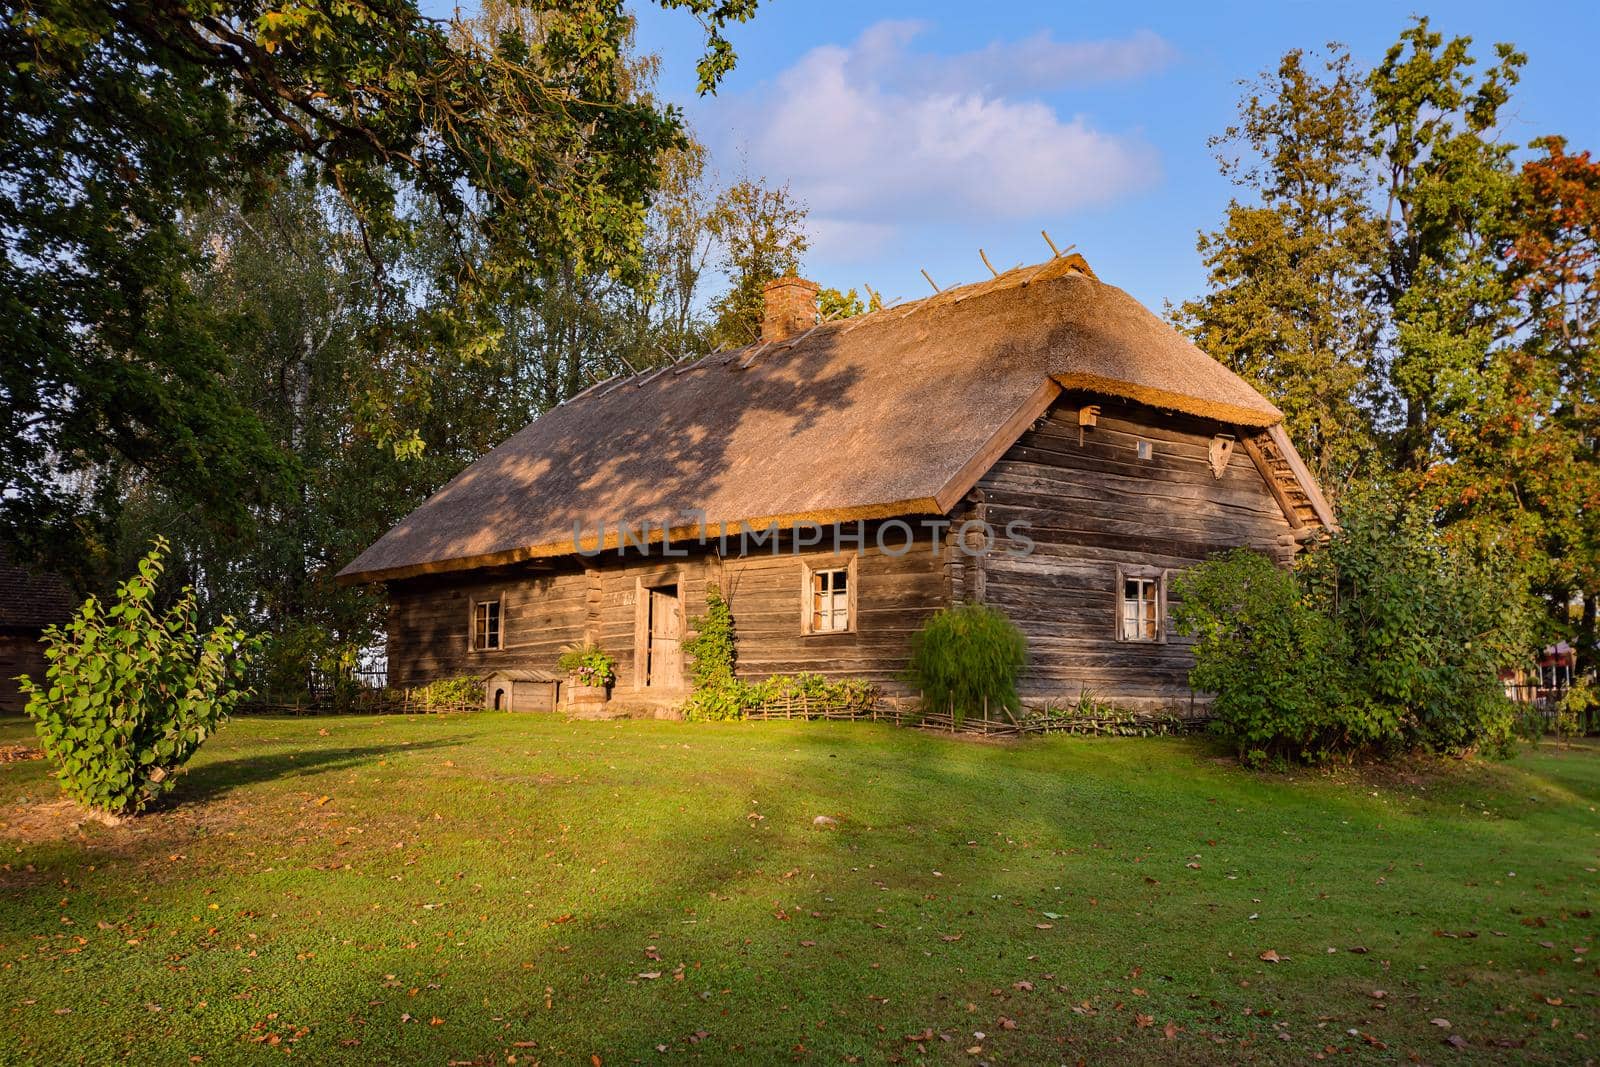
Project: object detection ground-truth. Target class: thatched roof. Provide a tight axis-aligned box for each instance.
[0,553,75,630]
[340,256,1292,584]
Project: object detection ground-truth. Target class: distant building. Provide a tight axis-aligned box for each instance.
[0,554,75,713]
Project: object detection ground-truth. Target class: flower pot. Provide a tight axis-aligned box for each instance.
[566,682,609,716]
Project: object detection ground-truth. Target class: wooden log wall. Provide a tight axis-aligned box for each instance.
[383,394,1305,710]
[385,564,590,687]
[972,394,1297,711]
[385,523,949,694]
[717,521,946,691]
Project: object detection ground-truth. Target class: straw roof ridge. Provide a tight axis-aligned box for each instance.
[339,255,1287,583]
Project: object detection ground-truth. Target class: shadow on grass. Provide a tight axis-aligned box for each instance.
[173,738,463,806]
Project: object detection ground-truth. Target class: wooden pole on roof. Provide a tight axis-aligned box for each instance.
[920,268,941,293]
[1041,230,1061,256]
[979,249,999,277]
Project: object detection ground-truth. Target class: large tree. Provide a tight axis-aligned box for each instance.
[1175,46,1385,488]
[1,0,758,560]
[705,174,809,349]
[1180,17,1600,652]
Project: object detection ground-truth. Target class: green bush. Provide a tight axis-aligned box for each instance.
[683,585,736,689]
[679,588,875,721]
[1555,677,1597,739]
[744,672,875,710]
[18,538,257,815]
[1173,489,1533,765]
[1172,549,1357,764]
[413,675,485,709]
[254,622,365,709]
[904,603,1027,724]
[556,642,616,687]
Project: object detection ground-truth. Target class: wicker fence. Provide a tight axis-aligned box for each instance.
[743,693,1204,738]
[237,689,478,716]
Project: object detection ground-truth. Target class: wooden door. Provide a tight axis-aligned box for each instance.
[647,587,683,688]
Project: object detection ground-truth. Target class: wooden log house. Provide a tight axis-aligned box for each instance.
[339,255,1333,715]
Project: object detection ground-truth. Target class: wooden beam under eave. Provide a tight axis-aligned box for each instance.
[1240,433,1305,531]
[1266,423,1337,529]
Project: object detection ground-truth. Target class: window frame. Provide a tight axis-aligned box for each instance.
[469,596,504,652]
[800,556,858,636]
[1114,565,1168,644]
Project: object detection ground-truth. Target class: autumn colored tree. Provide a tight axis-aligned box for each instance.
[1502,139,1600,645]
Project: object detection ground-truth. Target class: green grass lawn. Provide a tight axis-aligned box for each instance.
[0,714,1595,1065]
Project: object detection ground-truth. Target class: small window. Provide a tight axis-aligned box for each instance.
[1136,439,1153,461]
[801,558,856,635]
[810,568,850,633]
[471,598,502,651]
[1116,568,1166,642]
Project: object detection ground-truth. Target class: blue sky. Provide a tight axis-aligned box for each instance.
[630,0,1600,312]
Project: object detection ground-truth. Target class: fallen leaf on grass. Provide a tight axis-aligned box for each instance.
[1431,1018,1451,1028]
[636,972,661,980]
[1135,1013,1154,1028]
[1258,950,1285,963]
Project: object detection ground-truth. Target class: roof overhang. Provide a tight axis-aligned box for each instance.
[339,374,1310,586]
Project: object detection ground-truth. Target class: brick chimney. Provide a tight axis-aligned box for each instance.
[760,275,820,343]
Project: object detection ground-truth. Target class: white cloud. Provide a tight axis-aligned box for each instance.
[707,22,1168,260]
[845,21,1177,96]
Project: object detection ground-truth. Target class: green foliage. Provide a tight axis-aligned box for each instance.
[2,0,761,570]
[412,675,487,710]
[1554,677,1598,739]
[743,673,876,711]
[904,603,1027,725]
[254,622,368,709]
[683,584,737,689]
[681,584,744,721]
[705,176,809,348]
[818,286,880,320]
[557,643,616,687]
[1174,490,1535,765]
[1179,16,1600,663]
[1174,45,1385,487]
[17,538,256,815]
[1173,549,1354,765]
[1024,690,1187,737]
[679,587,873,721]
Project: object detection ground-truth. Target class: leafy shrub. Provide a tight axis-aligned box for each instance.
[1172,549,1355,764]
[413,674,485,709]
[680,588,875,721]
[18,538,257,815]
[1173,489,1533,765]
[1555,678,1597,739]
[904,603,1027,724]
[683,585,736,689]
[557,642,616,687]
[744,672,876,710]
